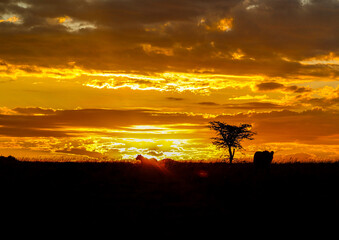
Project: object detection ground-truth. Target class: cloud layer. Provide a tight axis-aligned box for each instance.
[0,0,338,79]
[0,107,338,160]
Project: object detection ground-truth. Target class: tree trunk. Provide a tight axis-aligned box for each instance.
[228,146,234,164]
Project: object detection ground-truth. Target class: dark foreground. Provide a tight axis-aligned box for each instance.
[0,159,338,227]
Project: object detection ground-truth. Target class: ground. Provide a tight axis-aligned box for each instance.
[0,159,338,227]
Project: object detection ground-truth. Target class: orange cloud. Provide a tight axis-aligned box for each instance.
[0,16,19,23]
[199,17,233,32]
[301,52,339,65]
[46,16,70,24]
[141,44,174,56]
[0,59,88,79]
[217,17,233,32]
[83,72,260,93]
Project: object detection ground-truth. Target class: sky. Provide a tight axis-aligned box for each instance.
[0,0,338,162]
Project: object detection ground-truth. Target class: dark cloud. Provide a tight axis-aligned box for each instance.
[284,85,311,93]
[13,107,56,115]
[0,0,337,77]
[167,97,184,101]
[298,95,339,108]
[256,82,312,93]
[256,82,284,91]
[223,102,287,109]
[198,101,220,106]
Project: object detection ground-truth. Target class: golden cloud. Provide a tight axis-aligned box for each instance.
[46,16,71,24]
[0,16,19,23]
[217,17,233,32]
[301,52,339,65]
[84,72,261,93]
[141,44,174,56]
[0,59,88,79]
[46,15,96,32]
[199,17,234,32]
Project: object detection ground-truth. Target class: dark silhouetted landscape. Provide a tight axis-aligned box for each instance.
[1,156,338,227]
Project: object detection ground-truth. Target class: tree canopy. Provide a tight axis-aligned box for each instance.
[209,121,256,163]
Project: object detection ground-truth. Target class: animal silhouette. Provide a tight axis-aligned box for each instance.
[136,154,158,165]
[253,151,274,170]
[135,155,176,176]
[158,158,176,167]
[0,155,18,165]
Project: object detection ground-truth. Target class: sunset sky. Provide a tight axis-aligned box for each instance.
[0,0,338,161]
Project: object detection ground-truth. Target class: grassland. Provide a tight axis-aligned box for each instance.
[0,158,338,227]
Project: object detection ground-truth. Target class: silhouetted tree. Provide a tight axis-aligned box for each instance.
[209,121,256,163]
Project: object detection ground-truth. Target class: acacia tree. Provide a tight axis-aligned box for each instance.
[209,121,256,163]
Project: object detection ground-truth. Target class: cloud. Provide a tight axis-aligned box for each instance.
[0,127,70,137]
[228,94,268,100]
[13,107,56,115]
[284,85,312,93]
[255,82,284,91]
[0,0,337,79]
[198,102,220,106]
[83,72,256,93]
[167,97,184,101]
[0,108,207,138]
[297,95,339,109]
[198,101,287,111]
[0,16,20,23]
[146,150,164,157]
[0,59,87,79]
[214,108,339,145]
[55,148,104,159]
[0,107,338,160]
[0,107,337,145]
[223,102,287,110]
[255,82,312,93]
